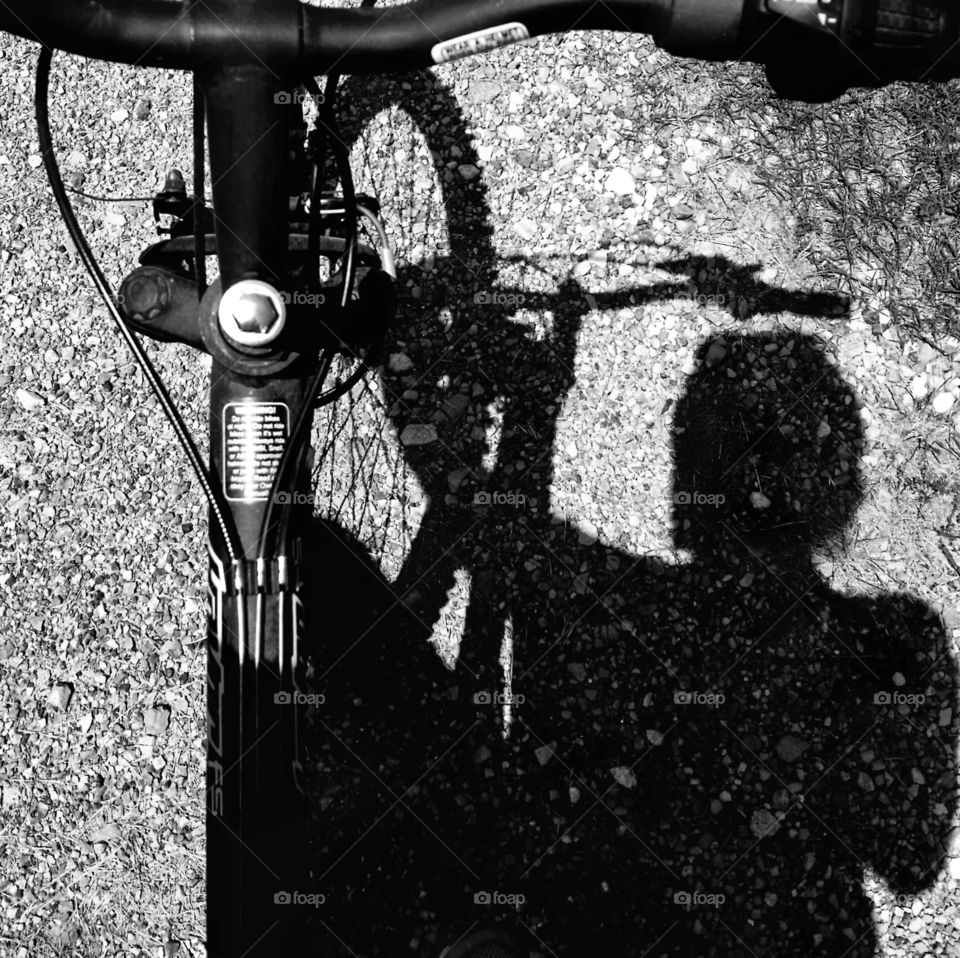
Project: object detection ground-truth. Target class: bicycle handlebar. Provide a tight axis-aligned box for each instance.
[0,0,957,99]
[0,0,673,73]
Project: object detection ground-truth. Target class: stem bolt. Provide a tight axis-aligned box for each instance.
[218,280,287,346]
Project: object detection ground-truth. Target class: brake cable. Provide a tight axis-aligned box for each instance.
[34,46,244,568]
[255,74,362,565]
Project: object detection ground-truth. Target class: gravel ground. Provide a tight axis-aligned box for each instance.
[0,17,959,958]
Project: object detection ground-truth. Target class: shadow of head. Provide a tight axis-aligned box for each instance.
[670,329,865,561]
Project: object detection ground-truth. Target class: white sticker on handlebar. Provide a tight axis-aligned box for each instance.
[431,23,530,64]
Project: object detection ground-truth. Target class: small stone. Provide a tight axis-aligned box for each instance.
[909,374,929,400]
[470,80,501,103]
[858,772,875,792]
[710,799,724,815]
[388,352,414,372]
[47,683,72,711]
[534,743,555,766]
[458,164,480,181]
[704,342,727,367]
[775,735,809,763]
[143,706,170,736]
[578,521,599,546]
[79,714,93,735]
[646,729,664,746]
[673,202,695,220]
[948,857,960,880]
[750,808,780,838]
[932,392,956,414]
[611,766,637,789]
[750,491,771,510]
[514,218,537,241]
[433,393,470,424]
[89,822,121,843]
[447,468,470,492]
[133,98,151,120]
[816,420,831,439]
[939,707,953,727]
[564,440,578,459]
[400,424,438,446]
[473,744,491,764]
[15,388,45,410]
[109,107,129,124]
[569,786,581,804]
[892,672,906,687]
[606,168,636,196]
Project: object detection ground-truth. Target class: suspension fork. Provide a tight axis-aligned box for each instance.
[199,62,318,955]
[206,368,315,956]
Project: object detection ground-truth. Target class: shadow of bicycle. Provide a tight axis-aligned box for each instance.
[294,71,957,958]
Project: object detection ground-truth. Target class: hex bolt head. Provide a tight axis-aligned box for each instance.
[217,280,286,347]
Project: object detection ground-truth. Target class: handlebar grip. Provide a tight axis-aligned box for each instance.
[873,0,948,49]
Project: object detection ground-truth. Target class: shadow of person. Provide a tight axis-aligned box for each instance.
[291,69,953,958]
[499,330,959,957]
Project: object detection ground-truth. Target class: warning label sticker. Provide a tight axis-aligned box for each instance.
[431,22,530,64]
[222,402,289,502]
